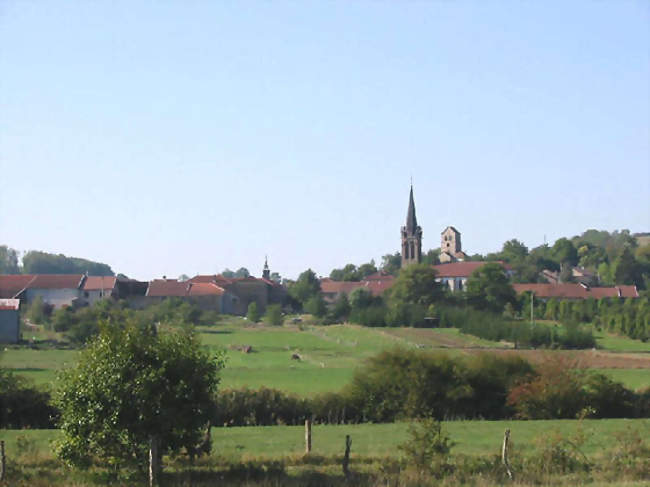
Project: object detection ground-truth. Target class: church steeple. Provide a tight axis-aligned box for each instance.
[262,256,270,280]
[401,184,423,268]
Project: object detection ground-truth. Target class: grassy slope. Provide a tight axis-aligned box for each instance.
[4,322,649,393]
[2,419,648,459]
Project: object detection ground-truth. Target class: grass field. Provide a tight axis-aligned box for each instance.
[4,321,649,393]
[2,419,648,460]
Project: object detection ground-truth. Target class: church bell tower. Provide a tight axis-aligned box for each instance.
[401,185,423,268]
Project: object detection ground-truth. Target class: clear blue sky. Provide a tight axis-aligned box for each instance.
[1,1,648,280]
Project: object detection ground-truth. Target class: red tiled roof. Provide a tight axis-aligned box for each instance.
[363,272,394,281]
[0,298,20,310]
[147,279,225,297]
[0,275,36,298]
[147,280,190,297]
[27,274,85,290]
[83,276,117,291]
[188,282,225,296]
[432,261,511,278]
[513,283,639,299]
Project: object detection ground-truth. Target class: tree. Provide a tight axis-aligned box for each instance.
[264,304,284,326]
[551,238,578,267]
[388,264,444,308]
[235,267,250,278]
[305,294,327,317]
[500,239,528,263]
[288,269,321,306]
[0,245,20,274]
[357,260,378,278]
[465,263,516,313]
[614,246,643,287]
[221,268,235,278]
[54,323,224,469]
[381,252,402,275]
[331,293,351,321]
[246,302,260,322]
[178,274,190,282]
[421,249,441,266]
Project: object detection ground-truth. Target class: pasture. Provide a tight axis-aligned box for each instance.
[2,418,648,459]
[3,319,649,394]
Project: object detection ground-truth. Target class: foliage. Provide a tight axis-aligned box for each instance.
[264,304,284,326]
[54,323,224,469]
[247,302,260,322]
[380,252,402,275]
[398,417,454,476]
[22,250,113,276]
[329,260,377,281]
[304,294,327,318]
[287,269,321,308]
[387,264,444,308]
[0,244,20,273]
[24,296,51,325]
[465,263,516,313]
[330,293,351,321]
[214,387,309,426]
[0,368,56,428]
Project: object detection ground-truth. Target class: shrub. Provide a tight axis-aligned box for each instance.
[264,304,284,326]
[398,417,455,477]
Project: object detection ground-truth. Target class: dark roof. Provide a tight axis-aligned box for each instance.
[513,283,639,299]
[441,226,460,235]
[432,261,511,278]
[405,185,418,233]
[320,276,395,297]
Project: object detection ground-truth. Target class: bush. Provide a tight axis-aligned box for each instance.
[246,302,260,322]
[0,370,57,428]
[398,417,455,477]
[264,304,284,326]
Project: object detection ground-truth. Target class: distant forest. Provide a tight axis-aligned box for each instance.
[0,247,114,276]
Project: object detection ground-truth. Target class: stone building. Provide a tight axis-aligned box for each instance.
[439,226,468,263]
[401,185,422,268]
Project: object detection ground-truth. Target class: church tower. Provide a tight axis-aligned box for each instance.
[262,256,270,280]
[401,185,423,268]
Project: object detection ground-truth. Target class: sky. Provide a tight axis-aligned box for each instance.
[1,1,648,281]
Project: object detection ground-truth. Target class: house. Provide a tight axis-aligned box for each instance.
[512,283,639,300]
[82,276,118,305]
[145,278,227,312]
[0,298,20,343]
[21,274,86,309]
[433,261,513,292]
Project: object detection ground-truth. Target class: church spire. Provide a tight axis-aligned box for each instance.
[406,184,418,233]
[262,255,270,280]
[400,184,423,268]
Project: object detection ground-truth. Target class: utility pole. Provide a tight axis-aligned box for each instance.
[530,292,534,326]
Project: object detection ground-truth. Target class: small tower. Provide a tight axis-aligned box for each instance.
[401,185,423,268]
[440,226,466,263]
[262,256,270,280]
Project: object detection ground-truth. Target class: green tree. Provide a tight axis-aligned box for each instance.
[380,252,402,275]
[234,267,250,278]
[465,263,516,313]
[264,304,284,326]
[500,239,529,262]
[552,238,578,267]
[0,245,20,274]
[54,323,224,469]
[331,293,351,321]
[246,302,260,322]
[614,246,643,287]
[25,296,48,325]
[357,260,378,278]
[288,269,321,306]
[388,264,444,308]
[305,294,327,318]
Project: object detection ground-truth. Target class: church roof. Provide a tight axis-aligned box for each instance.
[405,185,418,233]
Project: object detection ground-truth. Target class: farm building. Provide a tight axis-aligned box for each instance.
[0,298,20,343]
[513,283,639,300]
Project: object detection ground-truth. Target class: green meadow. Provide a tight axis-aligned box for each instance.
[3,320,649,393]
[2,418,648,459]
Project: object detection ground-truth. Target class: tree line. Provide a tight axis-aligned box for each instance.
[0,245,114,276]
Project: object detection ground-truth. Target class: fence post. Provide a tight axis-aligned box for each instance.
[502,428,513,481]
[149,436,160,487]
[0,440,5,481]
[342,435,352,479]
[305,419,312,454]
